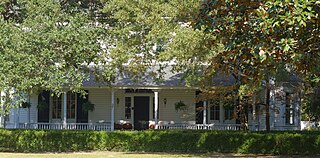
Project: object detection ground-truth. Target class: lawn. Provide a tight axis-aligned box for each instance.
[0,152,298,158]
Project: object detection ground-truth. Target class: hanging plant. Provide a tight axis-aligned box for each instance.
[37,101,48,110]
[82,101,95,112]
[21,102,31,108]
[175,101,188,112]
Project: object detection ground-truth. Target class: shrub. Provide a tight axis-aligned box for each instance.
[0,129,319,155]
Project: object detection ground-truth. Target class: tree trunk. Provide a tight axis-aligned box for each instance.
[266,83,271,131]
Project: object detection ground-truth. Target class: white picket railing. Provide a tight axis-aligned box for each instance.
[18,122,111,131]
[157,123,241,131]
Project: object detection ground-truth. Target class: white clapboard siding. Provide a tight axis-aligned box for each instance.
[18,108,28,123]
[114,90,126,122]
[88,89,110,123]
[157,89,196,123]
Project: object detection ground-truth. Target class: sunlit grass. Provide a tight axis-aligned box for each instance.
[0,151,285,158]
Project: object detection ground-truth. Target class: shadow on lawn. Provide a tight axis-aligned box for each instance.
[123,152,288,158]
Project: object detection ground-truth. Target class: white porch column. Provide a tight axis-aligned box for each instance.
[63,92,67,129]
[111,89,115,131]
[203,101,207,124]
[154,91,159,128]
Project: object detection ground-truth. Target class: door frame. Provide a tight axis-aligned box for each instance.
[133,96,150,130]
[124,93,154,129]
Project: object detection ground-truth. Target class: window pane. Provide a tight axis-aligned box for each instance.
[125,97,131,119]
[67,92,76,119]
[209,100,220,121]
[285,93,294,125]
[52,95,62,119]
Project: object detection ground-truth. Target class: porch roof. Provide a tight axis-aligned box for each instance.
[82,67,238,88]
[82,67,301,89]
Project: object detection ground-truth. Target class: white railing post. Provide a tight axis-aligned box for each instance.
[63,92,67,129]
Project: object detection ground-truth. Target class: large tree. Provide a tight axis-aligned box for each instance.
[193,0,320,130]
[99,0,213,84]
[0,0,104,120]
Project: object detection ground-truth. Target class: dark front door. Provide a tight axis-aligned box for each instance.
[134,96,150,130]
[76,91,89,123]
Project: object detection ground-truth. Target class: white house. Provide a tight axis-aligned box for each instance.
[4,69,301,131]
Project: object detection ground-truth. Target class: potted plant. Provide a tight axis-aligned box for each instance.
[174,101,187,112]
[21,102,31,108]
[82,101,95,112]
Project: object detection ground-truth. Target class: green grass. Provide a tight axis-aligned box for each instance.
[0,151,296,158]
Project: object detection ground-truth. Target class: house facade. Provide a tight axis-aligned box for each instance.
[3,71,302,131]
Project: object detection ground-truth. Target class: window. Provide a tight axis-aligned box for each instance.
[153,97,159,119]
[209,100,220,120]
[67,92,76,119]
[125,97,131,119]
[223,99,235,120]
[52,95,62,119]
[285,93,294,125]
[224,106,234,120]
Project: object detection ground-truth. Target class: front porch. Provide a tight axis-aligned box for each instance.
[5,88,248,131]
[5,87,301,131]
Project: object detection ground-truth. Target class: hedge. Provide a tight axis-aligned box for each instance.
[0,129,320,155]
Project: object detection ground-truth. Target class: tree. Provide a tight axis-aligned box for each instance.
[193,0,320,131]
[0,0,105,123]
[99,0,213,84]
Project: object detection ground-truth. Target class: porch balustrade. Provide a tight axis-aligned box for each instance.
[16,122,241,131]
[18,122,111,131]
[157,123,241,131]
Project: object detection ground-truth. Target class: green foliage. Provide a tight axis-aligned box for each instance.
[0,0,107,114]
[301,87,320,122]
[193,0,320,131]
[193,0,320,87]
[0,0,103,95]
[174,101,187,111]
[21,102,31,108]
[100,0,209,85]
[0,129,320,155]
[82,101,95,112]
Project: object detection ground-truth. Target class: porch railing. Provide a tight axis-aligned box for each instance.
[157,123,241,131]
[274,125,300,131]
[18,122,111,131]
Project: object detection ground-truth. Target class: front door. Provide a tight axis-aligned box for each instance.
[134,96,150,130]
